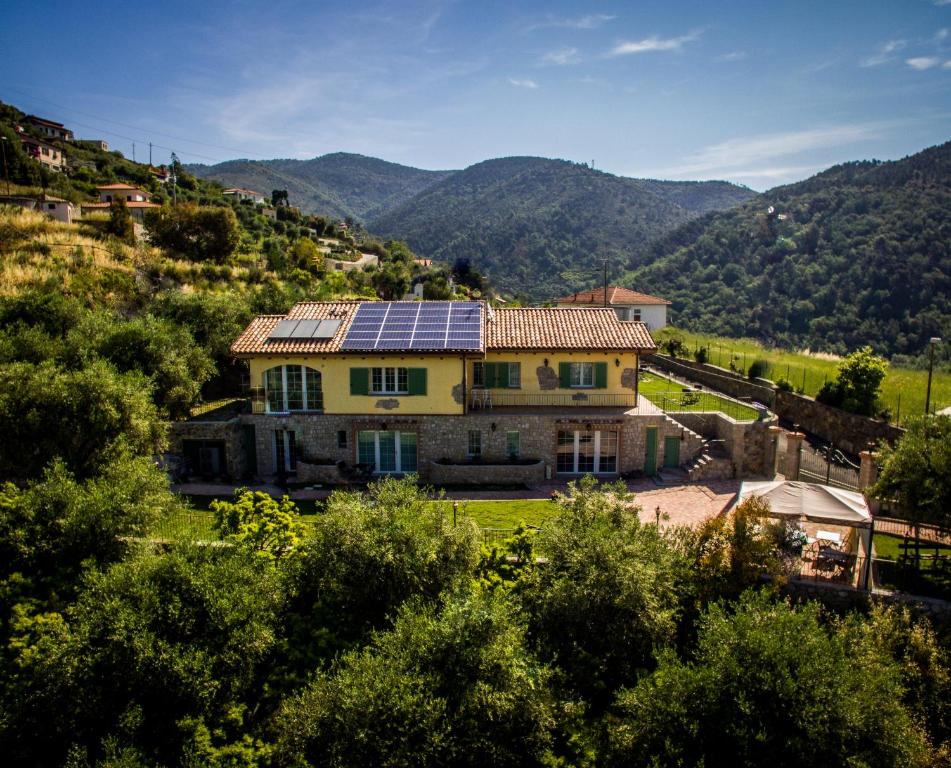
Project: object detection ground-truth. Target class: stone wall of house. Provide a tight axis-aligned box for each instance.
[645,354,775,406]
[168,419,246,479]
[427,460,546,486]
[239,410,691,481]
[773,390,903,456]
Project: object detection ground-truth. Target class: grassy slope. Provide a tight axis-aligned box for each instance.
[656,327,951,423]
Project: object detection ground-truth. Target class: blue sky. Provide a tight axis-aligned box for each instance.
[2,0,950,189]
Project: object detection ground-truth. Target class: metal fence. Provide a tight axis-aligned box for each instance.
[658,392,762,422]
[478,391,637,409]
[798,446,860,490]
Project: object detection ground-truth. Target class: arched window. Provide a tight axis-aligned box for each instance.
[263,365,323,413]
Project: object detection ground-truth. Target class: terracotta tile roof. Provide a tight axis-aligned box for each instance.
[486,307,655,351]
[231,302,360,356]
[557,285,671,306]
[230,301,656,357]
[96,183,145,190]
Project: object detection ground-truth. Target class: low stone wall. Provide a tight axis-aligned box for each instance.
[774,390,903,456]
[427,459,546,486]
[296,461,345,485]
[781,579,951,623]
[645,354,775,406]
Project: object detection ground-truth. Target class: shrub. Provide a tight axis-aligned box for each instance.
[694,345,709,364]
[776,377,794,392]
[748,358,768,379]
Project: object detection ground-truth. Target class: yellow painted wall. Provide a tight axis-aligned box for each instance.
[477,350,638,393]
[248,354,465,415]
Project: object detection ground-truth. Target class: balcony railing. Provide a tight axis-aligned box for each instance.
[249,387,323,415]
[471,390,637,409]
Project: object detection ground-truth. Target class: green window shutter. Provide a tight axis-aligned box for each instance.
[559,362,571,388]
[594,362,608,388]
[484,362,497,388]
[350,367,369,396]
[408,368,427,395]
[496,362,509,388]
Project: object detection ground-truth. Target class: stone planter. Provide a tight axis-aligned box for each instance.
[296,461,345,485]
[427,459,546,486]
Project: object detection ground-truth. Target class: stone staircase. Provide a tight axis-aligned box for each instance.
[664,415,705,461]
[685,440,735,482]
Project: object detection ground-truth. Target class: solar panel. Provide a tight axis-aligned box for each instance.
[291,319,321,338]
[339,301,483,351]
[313,319,341,339]
[268,319,300,339]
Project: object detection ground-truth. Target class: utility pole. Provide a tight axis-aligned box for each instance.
[132,142,135,163]
[170,151,178,205]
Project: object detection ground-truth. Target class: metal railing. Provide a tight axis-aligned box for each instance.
[248,387,324,415]
[798,447,860,491]
[656,392,761,422]
[474,391,637,409]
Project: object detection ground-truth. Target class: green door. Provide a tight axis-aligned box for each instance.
[663,436,680,468]
[645,427,658,475]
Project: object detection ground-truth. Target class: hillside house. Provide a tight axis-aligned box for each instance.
[20,136,65,172]
[171,300,719,482]
[223,187,265,204]
[0,194,76,223]
[557,286,671,330]
[25,115,73,141]
[96,183,149,203]
[80,200,159,222]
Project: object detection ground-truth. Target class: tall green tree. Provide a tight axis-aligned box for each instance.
[816,346,889,416]
[105,196,134,245]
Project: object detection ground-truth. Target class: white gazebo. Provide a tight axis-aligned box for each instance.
[737,479,874,588]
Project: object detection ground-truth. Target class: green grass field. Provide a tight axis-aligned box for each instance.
[638,371,760,420]
[655,327,950,425]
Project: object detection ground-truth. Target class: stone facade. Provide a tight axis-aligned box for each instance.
[428,460,546,486]
[670,411,779,477]
[235,409,698,482]
[167,418,246,479]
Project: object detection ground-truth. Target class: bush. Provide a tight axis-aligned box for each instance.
[776,377,794,392]
[748,358,768,379]
[694,345,709,364]
[143,204,240,263]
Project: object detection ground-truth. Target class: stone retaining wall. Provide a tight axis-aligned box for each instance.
[774,390,903,456]
[427,460,546,486]
[671,412,778,477]
[781,579,951,623]
[645,354,775,406]
[168,419,245,479]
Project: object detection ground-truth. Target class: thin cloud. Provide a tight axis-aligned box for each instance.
[643,123,887,177]
[540,47,580,66]
[608,31,701,57]
[508,78,539,89]
[860,39,906,67]
[935,0,951,6]
[530,14,616,31]
[945,60,951,68]
[907,56,942,69]
[714,51,747,63]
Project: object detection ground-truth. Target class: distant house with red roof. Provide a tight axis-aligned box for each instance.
[25,115,73,142]
[556,285,671,330]
[96,183,149,203]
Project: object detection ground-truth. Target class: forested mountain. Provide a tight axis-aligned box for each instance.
[188,153,453,221]
[368,157,755,299]
[629,141,951,358]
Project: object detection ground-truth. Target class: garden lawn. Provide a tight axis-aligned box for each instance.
[446,499,556,529]
[655,327,951,425]
[638,372,760,421]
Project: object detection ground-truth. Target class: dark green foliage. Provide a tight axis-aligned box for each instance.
[148,289,253,365]
[276,590,555,768]
[815,346,888,416]
[747,358,767,379]
[143,204,240,263]
[605,592,933,768]
[521,477,684,707]
[2,546,283,767]
[632,142,951,357]
[105,197,134,245]
[870,415,951,530]
[283,479,480,662]
[369,157,753,300]
[0,360,165,479]
[694,345,709,364]
[663,335,688,358]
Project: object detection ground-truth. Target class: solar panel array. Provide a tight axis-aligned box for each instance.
[267,318,341,340]
[340,302,482,351]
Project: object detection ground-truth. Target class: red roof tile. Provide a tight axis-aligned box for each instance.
[486,307,655,351]
[557,285,671,306]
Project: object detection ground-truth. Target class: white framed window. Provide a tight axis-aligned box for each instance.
[506,431,520,458]
[263,365,323,413]
[472,361,485,387]
[371,366,408,394]
[570,362,594,388]
[630,308,642,321]
[556,429,618,474]
[508,362,521,388]
[467,430,482,458]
